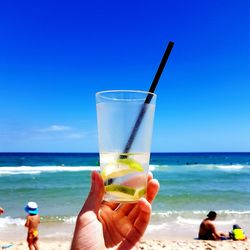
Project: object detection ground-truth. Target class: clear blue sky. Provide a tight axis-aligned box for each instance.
[0,0,249,152]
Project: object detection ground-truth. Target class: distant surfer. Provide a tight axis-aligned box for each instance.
[0,207,4,215]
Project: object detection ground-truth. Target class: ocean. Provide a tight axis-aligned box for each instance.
[0,152,250,241]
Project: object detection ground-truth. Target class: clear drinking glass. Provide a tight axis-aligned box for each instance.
[96,90,157,203]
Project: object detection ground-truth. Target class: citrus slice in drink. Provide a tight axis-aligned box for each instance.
[135,187,146,198]
[105,184,136,199]
[105,184,146,200]
[101,158,143,180]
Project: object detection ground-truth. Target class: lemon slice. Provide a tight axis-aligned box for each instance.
[105,184,136,198]
[101,158,143,180]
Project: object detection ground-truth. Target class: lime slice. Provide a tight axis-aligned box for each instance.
[101,158,143,180]
[105,184,136,198]
[117,158,143,170]
[105,184,147,201]
[135,187,146,198]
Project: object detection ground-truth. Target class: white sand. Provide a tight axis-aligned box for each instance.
[1,239,249,250]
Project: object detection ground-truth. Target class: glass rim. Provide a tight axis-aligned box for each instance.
[96,90,157,101]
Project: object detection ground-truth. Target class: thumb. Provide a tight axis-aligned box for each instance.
[80,171,104,215]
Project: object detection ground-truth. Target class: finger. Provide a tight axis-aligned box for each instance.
[148,171,153,181]
[127,178,159,222]
[98,208,116,247]
[80,171,104,215]
[127,204,140,223]
[118,173,154,216]
[99,206,124,247]
[101,200,120,210]
[146,178,159,204]
[116,203,135,216]
[134,198,151,234]
[117,198,151,250]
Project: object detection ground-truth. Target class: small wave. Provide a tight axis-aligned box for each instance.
[149,165,169,171]
[222,210,250,215]
[176,216,201,225]
[0,216,77,227]
[0,166,100,175]
[152,210,250,216]
[176,216,236,226]
[151,210,250,229]
[0,217,25,227]
[39,215,77,224]
[152,210,209,217]
[184,163,250,171]
[209,164,246,170]
[43,232,73,239]
[147,222,170,232]
[150,163,249,171]
[0,165,164,175]
[152,210,250,219]
[63,216,77,224]
[149,165,156,171]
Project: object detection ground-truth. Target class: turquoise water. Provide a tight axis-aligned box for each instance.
[0,152,250,239]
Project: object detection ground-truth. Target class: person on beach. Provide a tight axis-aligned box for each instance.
[0,207,4,215]
[71,171,159,250]
[198,211,227,240]
[229,224,247,241]
[24,201,40,250]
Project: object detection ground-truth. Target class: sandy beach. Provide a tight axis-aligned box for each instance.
[1,220,249,250]
[1,239,250,250]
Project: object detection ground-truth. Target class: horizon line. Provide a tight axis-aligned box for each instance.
[1,151,250,154]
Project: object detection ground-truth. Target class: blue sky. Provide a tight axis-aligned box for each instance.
[0,0,249,152]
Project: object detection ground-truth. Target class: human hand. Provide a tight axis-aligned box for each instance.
[71,171,159,250]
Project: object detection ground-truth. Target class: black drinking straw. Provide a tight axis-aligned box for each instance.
[122,41,174,154]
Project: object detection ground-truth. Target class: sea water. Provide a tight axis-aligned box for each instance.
[0,152,250,240]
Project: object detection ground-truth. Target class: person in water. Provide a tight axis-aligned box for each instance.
[198,211,227,240]
[0,207,4,215]
[25,201,40,250]
[229,224,247,241]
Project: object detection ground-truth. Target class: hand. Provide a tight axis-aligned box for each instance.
[71,171,159,250]
[0,207,4,215]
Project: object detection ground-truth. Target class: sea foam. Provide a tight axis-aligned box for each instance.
[0,166,100,175]
[180,163,249,171]
[0,217,25,227]
[0,164,158,175]
[176,216,236,226]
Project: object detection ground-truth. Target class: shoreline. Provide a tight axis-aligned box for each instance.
[1,217,249,241]
[1,218,249,249]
